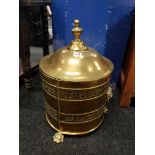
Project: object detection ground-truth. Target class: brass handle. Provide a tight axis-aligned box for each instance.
[103,107,108,114]
[104,86,113,114]
[107,86,113,101]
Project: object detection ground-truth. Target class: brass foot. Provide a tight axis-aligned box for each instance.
[53,132,64,143]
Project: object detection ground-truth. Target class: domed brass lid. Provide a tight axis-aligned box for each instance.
[39,20,114,82]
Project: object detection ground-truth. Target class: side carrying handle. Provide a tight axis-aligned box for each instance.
[107,86,113,101]
[104,86,113,114]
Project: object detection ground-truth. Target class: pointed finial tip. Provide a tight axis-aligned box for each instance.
[74,19,79,23]
[74,19,80,27]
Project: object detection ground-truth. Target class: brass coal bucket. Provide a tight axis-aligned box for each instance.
[39,20,114,143]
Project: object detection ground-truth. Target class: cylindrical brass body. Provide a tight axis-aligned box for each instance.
[40,70,111,134]
[39,20,114,135]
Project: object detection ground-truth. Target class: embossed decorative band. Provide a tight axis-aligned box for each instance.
[42,80,109,100]
[45,101,106,123]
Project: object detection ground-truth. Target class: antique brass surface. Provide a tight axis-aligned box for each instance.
[39,19,114,139]
[39,49,113,82]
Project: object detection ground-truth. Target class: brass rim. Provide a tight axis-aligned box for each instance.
[40,73,110,90]
[46,113,104,135]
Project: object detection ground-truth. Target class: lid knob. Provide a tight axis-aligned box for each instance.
[74,19,80,27]
[67,19,88,51]
[72,19,83,40]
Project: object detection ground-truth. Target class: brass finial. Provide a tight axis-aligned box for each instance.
[67,19,88,51]
[72,19,83,40]
[74,19,80,27]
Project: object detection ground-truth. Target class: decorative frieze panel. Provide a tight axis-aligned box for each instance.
[45,101,107,123]
[42,80,109,100]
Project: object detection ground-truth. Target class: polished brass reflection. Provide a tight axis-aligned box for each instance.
[39,19,114,140]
